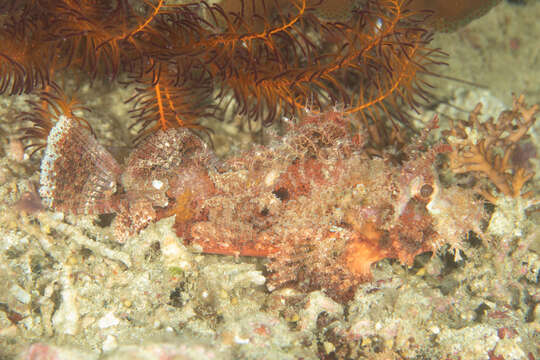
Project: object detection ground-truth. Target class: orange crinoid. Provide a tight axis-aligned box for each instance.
[3,0,442,143]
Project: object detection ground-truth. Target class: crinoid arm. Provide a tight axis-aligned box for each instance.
[18,83,91,156]
[126,62,214,142]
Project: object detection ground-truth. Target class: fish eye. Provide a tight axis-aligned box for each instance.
[420,184,433,198]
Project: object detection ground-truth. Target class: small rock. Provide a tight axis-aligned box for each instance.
[298,291,343,332]
[10,284,31,304]
[98,312,120,329]
[102,335,118,352]
[52,288,79,335]
[492,338,526,360]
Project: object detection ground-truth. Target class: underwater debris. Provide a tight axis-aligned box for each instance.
[37,110,485,301]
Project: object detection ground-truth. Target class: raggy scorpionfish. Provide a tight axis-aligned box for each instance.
[39,111,484,302]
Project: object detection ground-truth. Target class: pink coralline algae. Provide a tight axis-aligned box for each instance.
[38,112,484,301]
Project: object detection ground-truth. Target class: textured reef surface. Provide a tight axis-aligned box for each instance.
[0,1,539,359]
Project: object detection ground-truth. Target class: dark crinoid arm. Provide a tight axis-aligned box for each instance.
[202,0,335,125]
[0,10,53,95]
[6,0,444,149]
[0,0,165,93]
[18,83,91,156]
[195,0,443,128]
[124,0,327,128]
[126,60,215,142]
